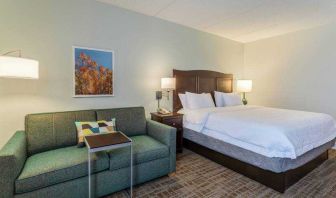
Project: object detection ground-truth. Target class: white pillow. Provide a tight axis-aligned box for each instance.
[214,91,242,106]
[214,91,225,107]
[178,93,188,109]
[185,92,215,109]
[222,92,242,106]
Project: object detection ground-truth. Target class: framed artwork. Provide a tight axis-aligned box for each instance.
[73,46,114,97]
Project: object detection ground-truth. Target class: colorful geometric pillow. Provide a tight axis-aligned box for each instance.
[75,119,116,147]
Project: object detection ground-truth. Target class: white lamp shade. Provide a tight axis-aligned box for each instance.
[237,80,252,92]
[0,56,39,79]
[161,77,176,90]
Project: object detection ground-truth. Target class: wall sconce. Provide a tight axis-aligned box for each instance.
[155,77,176,108]
[0,50,39,79]
[237,80,252,105]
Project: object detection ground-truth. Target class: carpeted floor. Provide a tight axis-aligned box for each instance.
[107,149,336,198]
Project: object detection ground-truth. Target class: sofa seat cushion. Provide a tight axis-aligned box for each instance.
[15,146,109,194]
[108,135,169,171]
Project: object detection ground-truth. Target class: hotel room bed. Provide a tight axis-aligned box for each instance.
[172,69,336,193]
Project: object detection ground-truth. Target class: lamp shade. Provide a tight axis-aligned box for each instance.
[0,56,39,79]
[161,77,176,90]
[237,80,252,92]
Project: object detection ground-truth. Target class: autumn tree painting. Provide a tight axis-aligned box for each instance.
[74,47,113,96]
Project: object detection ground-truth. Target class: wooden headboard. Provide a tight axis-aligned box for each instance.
[173,69,233,112]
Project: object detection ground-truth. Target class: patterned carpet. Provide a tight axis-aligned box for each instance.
[107,149,336,198]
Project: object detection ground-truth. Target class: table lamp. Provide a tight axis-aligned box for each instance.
[161,77,176,99]
[237,80,252,105]
[155,77,176,109]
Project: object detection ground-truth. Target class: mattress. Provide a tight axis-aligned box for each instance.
[183,127,335,173]
[181,105,336,159]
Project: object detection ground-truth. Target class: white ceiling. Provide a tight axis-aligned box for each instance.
[97,0,336,43]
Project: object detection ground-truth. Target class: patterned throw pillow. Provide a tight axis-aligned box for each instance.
[75,119,116,147]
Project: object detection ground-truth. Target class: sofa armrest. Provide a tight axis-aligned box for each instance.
[0,131,27,198]
[146,119,176,172]
[147,119,176,146]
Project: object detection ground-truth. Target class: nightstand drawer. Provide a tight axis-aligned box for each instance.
[163,118,182,128]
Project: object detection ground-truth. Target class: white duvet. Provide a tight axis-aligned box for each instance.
[182,106,336,159]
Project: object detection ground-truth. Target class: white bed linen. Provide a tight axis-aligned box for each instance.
[185,92,215,109]
[182,105,336,159]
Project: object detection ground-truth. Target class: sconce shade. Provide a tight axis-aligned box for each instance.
[161,77,176,90]
[237,80,252,92]
[0,56,39,79]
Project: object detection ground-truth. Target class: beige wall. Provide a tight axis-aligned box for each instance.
[244,23,336,118]
[0,0,244,148]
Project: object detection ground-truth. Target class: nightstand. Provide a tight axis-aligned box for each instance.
[150,112,183,153]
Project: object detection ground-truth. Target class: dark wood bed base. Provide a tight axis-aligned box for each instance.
[173,69,329,193]
[184,138,328,193]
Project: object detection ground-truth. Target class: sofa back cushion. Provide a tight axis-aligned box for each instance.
[25,110,96,156]
[96,107,146,137]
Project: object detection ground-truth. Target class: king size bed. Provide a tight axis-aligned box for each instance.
[172,69,336,193]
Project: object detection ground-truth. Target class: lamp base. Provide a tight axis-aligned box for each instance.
[242,92,248,105]
[242,98,248,105]
[156,91,162,100]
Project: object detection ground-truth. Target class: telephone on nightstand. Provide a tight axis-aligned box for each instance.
[157,107,171,114]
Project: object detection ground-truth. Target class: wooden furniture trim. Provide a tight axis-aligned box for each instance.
[85,132,131,149]
[173,69,233,112]
[184,138,328,193]
[150,112,182,119]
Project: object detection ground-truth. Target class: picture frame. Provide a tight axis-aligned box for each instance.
[73,46,114,97]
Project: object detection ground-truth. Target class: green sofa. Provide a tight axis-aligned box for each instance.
[0,107,176,198]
